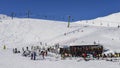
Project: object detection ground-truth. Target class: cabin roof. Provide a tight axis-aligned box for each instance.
[60,44,103,48]
[70,44,102,47]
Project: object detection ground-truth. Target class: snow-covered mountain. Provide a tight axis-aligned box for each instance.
[0,12,120,51]
[0,12,120,68]
[96,12,120,22]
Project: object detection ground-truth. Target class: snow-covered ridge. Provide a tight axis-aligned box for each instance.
[96,12,120,22]
[75,12,120,27]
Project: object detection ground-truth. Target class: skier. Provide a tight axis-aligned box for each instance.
[26,47,29,50]
[41,51,45,59]
[93,41,96,44]
[21,47,25,54]
[118,25,120,28]
[31,52,34,60]
[93,52,97,58]
[64,33,66,36]
[82,53,87,61]
[14,48,17,53]
[33,51,36,60]
[45,50,48,56]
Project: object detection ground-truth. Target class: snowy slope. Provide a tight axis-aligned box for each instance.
[0,12,120,50]
[0,48,120,68]
[0,12,120,68]
[71,12,120,51]
[0,18,67,48]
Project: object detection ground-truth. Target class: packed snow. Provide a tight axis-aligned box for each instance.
[0,12,120,68]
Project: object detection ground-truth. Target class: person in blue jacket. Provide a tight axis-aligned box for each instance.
[33,51,36,60]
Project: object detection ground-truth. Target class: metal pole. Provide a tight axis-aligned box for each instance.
[67,16,70,28]
[27,10,30,18]
[11,12,15,20]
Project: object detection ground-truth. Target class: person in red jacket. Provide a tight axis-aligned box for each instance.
[82,53,87,60]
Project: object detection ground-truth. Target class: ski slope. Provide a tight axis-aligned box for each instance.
[0,48,120,68]
[0,12,120,51]
[0,12,120,68]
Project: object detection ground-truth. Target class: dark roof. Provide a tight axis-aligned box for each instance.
[70,44,102,47]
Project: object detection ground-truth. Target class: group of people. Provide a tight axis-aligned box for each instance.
[12,45,120,62]
[12,44,61,60]
[60,51,120,61]
[13,48,20,53]
[60,45,120,61]
[21,46,48,60]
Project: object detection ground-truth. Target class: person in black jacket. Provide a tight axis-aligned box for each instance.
[31,52,33,60]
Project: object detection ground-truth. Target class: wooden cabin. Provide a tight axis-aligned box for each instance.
[60,45,103,57]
